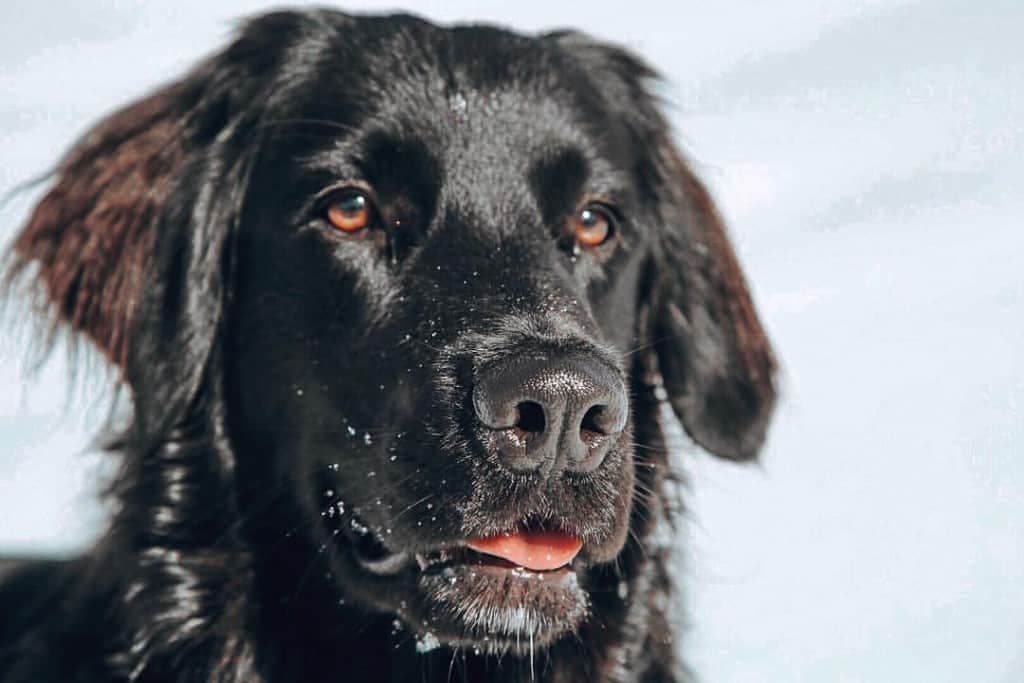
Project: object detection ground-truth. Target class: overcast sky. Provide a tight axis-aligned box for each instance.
[1,2,1022,681]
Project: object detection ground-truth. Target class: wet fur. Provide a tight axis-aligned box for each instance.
[0,10,775,683]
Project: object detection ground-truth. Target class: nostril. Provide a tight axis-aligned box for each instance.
[580,404,609,436]
[514,401,546,434]
[475,355,626,474]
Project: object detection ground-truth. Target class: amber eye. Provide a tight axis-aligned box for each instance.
[325,191,374,233]
[571,204,615,248]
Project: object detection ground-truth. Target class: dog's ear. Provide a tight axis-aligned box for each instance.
[8,81,191,371]
[649,139,777,462]
[6,12,306,436]
[549,31,777,460]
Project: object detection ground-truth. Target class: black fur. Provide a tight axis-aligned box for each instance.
[0,9,776,682]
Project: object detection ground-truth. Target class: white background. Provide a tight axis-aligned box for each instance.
[1,1,1021,681]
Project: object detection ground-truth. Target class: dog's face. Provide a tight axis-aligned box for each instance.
[11,10,776,656]
[229,18,654,649]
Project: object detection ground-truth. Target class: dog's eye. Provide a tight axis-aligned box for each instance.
[571,204,615,248]
[325,190,375,233]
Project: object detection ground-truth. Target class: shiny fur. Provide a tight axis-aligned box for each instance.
[0,9,775,682]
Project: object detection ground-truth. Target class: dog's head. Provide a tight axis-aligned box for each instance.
[9,11,775,654]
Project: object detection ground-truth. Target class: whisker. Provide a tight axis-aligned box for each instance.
[390,493,435,522]
[529,628,535,681]
[627,526,650,562]
[630,441,666,453]
[289,539,330,601]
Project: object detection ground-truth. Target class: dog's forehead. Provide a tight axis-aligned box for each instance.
[297,16,621,163]
[383,40,601,147]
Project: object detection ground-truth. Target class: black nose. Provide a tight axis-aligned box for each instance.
[472,355,628,474]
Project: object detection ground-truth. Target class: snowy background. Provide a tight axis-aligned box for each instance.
[1,1,1021,681]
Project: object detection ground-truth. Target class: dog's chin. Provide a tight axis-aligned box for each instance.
[410,555,589,654]
[327,519,591,654]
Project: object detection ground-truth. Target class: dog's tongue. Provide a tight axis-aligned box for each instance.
[466,531,583,571]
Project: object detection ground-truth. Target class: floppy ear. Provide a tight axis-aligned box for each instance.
[8,81,190,371]
[5,13,298,437]
[650,140,777,461]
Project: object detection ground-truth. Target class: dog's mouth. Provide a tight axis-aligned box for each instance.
[345,514,583,576]
[339,512,591,653]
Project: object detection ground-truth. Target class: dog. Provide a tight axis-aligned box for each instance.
[0,9,776,682]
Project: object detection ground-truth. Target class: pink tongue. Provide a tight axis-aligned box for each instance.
[466,531,583,571]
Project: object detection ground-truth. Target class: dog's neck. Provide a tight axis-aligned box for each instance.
[98,374,681,683]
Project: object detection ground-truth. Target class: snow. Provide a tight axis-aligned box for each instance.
[1,1,1021,681]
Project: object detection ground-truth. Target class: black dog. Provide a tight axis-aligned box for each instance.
[0,9,776,682]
